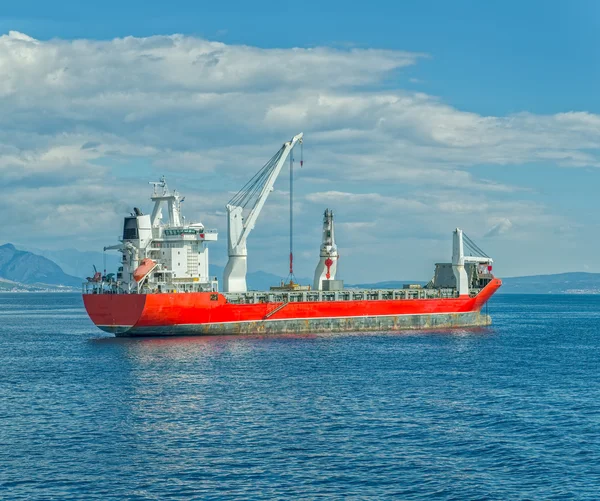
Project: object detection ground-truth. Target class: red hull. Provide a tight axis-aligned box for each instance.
[83,279,501,336]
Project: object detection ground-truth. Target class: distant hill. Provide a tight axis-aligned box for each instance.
[0,277,76,292]
[0,244,82,288]
[348,280,426,289]
[350,273,600,294]
[5,244,309,292]
[18,246,121,281]
[209,264,310,291]
[500,272,600,294]
[6,242,600,294]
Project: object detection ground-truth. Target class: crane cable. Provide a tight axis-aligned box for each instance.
[228,145,286,209]
[289,153,294,279]
[288,141,305,281]
[463,233,489,258]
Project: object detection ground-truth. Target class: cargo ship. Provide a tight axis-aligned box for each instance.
[83,133,501,336]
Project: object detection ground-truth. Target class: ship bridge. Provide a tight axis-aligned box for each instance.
[99,177,219,294]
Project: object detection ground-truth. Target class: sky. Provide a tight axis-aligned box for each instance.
[1,1,599,282]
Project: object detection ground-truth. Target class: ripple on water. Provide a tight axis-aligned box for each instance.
[0,293,599,499]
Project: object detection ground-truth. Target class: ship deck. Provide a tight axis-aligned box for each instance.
[223,287,467,304]
[82,279,502,336]
[83,284,485,302]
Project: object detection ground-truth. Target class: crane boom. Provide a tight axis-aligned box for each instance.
[452,228,493,295]
[223,133,303,293]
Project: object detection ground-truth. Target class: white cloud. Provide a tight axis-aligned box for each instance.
[306,190,430,213]
[484,218,513,238]
[1,31,600,279]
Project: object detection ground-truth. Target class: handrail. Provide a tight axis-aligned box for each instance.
[264,301,289,319]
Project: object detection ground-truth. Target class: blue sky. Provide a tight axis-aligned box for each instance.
[4,0,598,114]
[1,1,599,281]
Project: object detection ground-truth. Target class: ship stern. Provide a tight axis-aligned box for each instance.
[83,293,147,335]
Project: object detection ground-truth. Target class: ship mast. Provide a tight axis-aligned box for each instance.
[286,141,305,285]
[288,153,295,284]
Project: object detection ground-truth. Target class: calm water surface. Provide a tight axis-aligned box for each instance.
[1,293,599,500]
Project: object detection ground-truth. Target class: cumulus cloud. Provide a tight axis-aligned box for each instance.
[0,31,420,96]
[484,218,513,238]
[1,31,599,278]
[306,191,430,213]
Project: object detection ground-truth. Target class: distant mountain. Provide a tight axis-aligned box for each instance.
[6,242,600,294]
[0,244,82,288]
[348,280,426,289]
[350,273,600,294]
[13,245,121,280]
[0,277,75,292]
[500,272,600,294]
[209,264,310,291]
[7,244,307,291]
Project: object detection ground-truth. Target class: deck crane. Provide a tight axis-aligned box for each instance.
[313,209,339,290]
[223,133,304,293]
[452,228,493,296]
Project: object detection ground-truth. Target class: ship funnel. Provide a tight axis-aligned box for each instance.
[313,209,339,290]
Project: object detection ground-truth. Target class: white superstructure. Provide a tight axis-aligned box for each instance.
[313,209,339,290]
[104,177,218,293]
[92,136,495,300]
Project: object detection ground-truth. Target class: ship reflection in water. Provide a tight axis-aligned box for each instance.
[95,327,496,364]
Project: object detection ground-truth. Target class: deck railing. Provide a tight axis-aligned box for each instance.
[223,288,466,305]
[84,282,481,301]
[83,278,219,295]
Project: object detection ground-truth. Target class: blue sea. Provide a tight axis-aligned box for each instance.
[1,293,599,500]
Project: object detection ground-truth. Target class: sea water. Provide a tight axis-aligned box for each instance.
[0,293,598,500]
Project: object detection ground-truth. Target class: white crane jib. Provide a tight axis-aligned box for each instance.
[223,133,304,293]
[313,209,339,290]
[452,228,493,296]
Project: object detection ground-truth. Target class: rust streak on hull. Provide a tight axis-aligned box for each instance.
[111,311,492,337]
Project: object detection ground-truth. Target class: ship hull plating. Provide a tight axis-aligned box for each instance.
[109,311,491,337]
[83,279,501,337]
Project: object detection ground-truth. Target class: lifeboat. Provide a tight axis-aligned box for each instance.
[133,258,158,283]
